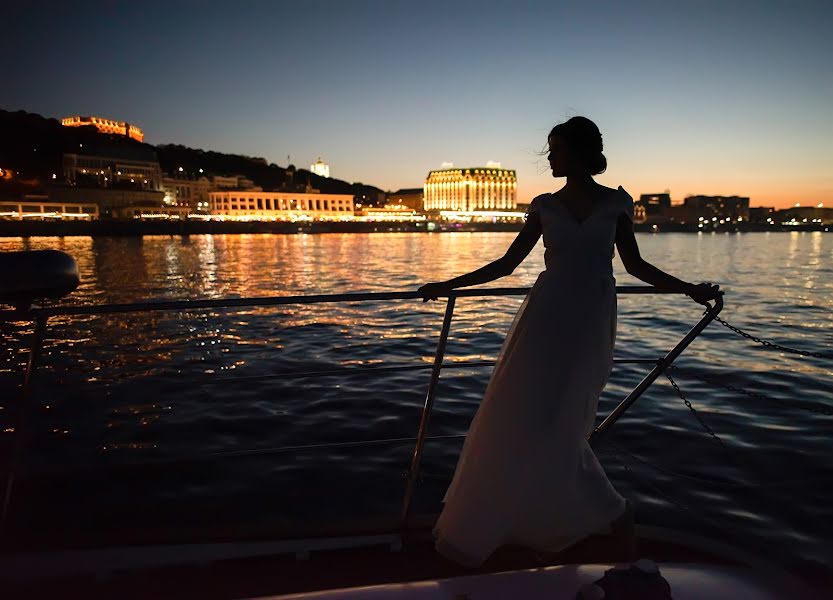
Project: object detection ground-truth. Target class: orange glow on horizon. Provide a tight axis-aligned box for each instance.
[520,178,830,211]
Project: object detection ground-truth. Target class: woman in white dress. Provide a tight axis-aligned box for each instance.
[417,116,720,568]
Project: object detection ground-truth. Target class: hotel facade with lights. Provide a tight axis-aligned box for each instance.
[423,167,517,212]
[208,191,355,220]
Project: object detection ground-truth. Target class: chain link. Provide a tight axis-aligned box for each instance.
[664,371,731,451]
[667,365,833,416]
[707,310,832,359]
[660,367,831,487]
[662,370,770,479]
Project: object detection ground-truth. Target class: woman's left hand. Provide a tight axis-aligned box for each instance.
[685,282,721,305]
[417,281,453,302]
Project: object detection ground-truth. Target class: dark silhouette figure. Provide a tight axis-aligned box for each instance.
[418,117,720,568]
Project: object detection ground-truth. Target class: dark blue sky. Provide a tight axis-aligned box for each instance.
[3,0,831,207]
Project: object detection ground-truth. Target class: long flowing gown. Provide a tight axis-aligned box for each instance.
[432,186,634,568]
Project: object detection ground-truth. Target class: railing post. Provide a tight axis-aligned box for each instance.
[2,314,48,536]
[589,294,724,446]
[400,295,456,526]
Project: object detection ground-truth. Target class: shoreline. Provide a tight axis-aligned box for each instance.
[0,220,829,237]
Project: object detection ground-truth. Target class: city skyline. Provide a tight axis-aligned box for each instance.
[3,1,831,209]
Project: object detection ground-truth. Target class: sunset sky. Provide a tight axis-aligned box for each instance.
[3,1,831,209]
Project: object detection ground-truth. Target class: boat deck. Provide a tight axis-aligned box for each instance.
[2,522,827,599]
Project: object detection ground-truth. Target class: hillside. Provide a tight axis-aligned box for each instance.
[0,109,384,203]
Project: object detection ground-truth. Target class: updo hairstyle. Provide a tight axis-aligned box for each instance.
[549,116,607,176]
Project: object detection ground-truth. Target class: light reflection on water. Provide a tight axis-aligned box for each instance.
[0,232,831,570]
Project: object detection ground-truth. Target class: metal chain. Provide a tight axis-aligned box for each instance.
[662,371,772,479]
[667,364,833,416]
[708,310,832,359]
[660,370,828,486]
[664,371,731,452]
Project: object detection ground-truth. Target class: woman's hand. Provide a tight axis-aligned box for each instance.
[417,281,454,302]
[685,282,721,305]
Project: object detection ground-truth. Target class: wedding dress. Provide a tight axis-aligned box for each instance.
[433,186,634,567]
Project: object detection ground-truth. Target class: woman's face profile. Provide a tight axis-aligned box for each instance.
[547,135,570,178]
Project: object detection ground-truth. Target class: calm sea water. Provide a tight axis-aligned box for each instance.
[1,232,831,570]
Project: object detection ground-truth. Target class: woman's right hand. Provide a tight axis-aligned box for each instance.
[685,282,721,305]
[417,281,453,302]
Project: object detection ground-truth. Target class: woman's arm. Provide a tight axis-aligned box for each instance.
[615,213,720,303]
[418,211,542,300]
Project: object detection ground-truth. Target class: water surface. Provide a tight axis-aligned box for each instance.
[1,232,831,570]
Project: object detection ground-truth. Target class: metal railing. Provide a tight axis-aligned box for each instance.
[0,286,724,536]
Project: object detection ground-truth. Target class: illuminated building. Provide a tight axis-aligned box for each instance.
[0,199,99,220]
[311,157,330,178]
[112,205,191,219]
[748,207,775,224]
[424,167,517,211]
[437,209,526,223]
[633,205,647,223]
[62,116,144,142]
[682,195,750,222]
[162,176,211,209]
[637,193,671,224]
[387,188,424,211]
[774,205,833,225]
[48,187,165,212]
[355,206,425,222]
[63,143,163,191]
[665,205,699,224]
[209,191,355,220]
[211,174,258,190]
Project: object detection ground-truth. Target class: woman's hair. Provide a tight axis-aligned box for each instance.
[549,116,607,175]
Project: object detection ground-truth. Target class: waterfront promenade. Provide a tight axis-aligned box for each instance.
[0,219,828,237]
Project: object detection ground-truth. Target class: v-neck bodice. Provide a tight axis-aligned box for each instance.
[525,186,634,279]
[555,193,605,227]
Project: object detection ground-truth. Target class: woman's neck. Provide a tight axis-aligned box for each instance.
[563,173,597,192]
